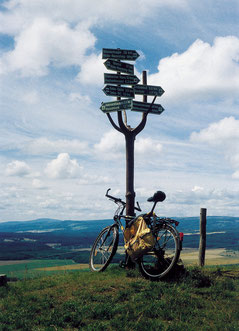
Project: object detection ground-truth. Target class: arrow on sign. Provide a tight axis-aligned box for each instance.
[134,84,165,97]
[104,59,134,74]
[102,48,140,61]
[100,99,132,113]
[104,73,140,85]
[103,85,135,98]
[131,101,164,115]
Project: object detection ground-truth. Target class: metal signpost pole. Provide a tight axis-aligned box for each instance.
[125,129,136,217]
[124,70,148,217]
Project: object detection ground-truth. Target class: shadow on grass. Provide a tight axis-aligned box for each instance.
[121,261,215,288]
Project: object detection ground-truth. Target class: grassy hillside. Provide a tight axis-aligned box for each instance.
[0,265,238,330]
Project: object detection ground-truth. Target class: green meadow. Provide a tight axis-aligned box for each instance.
[0,264,238,330]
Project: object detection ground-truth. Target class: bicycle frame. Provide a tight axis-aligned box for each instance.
[106,188,181,236]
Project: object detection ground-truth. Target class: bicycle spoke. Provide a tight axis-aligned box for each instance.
[139,224,180,280]
[90,225,119,272]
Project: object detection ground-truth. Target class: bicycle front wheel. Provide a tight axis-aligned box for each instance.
[89,225,119,272]
[138,224,180,280]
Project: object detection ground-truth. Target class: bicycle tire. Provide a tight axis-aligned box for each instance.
[138,223,180,280]
[89,225,119,272]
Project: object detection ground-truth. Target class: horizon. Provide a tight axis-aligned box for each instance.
[1,1,239,221]
[1,215,239,224]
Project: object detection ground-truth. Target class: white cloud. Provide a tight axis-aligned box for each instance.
[0,0,189,77]
[149,36,239,103]
[94,130,124,159]
[94,130,163,161]
[190,116,239,147]
[5,160,31,176]
[24,138,89,155]
[165,186,239,216]
[39,198,59,209]
[135,137,162,155]
[232,171,239,179]
[1,17,96,76]
[44,153,81,179]
[78,174,111,185]
[0,0,187,35]
[32,179,47,189]
[21,90,39,104]
[69,92,91,104]
[76,53,104,87]
[192,185,204,192]
[190,116,239,178]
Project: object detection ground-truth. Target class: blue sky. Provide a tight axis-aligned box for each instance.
[1,0,239,221]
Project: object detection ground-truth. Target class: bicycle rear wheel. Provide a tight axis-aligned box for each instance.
[89,225,119,272]
[138,223,180,280]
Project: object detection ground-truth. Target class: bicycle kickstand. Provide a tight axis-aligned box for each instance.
[119,252,136,269]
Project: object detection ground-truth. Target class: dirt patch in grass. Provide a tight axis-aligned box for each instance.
[35,264,89,271]
[0,260,38,266]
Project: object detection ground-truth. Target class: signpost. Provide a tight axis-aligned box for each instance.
[104,73,140,85]
[100,47,165,236]
[104,59,134,74]
[102,48,140,61]
[100,99,132,113]
[103,85,135,98]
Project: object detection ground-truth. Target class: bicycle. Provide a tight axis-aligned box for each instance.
[89,189,183,280]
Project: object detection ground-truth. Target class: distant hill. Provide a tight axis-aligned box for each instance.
[0,216,238,261]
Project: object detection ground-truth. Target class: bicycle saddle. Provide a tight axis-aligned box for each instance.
[147,191,166,202]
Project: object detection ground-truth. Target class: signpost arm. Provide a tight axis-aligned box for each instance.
[115,66,129,134]
[132,71,157,135]
[117,110,129,135]
[133,71,148,135]
[106,113,123,133]
[132,95,157,135]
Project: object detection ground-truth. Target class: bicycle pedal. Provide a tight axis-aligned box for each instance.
[119,261,126,268]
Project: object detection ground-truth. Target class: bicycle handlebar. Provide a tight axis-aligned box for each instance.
[105,188,141,212]
[105,188,125,205]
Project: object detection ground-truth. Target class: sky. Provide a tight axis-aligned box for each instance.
[1,0,239,221]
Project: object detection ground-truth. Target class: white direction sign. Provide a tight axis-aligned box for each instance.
[100,99,132,113]
[103,85,134,98]
[131,101,164,115]
[104,73,140,85]
[102,48,140,61]
[104,59,134,74]
[134,84,164,97]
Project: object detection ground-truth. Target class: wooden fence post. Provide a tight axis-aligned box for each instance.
[199,208,207,267]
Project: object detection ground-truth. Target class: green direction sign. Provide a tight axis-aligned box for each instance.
[103,85,134,98]
[104,59,134,74]
[100,99,132,113]
[102,48,140,61]
[131,101,164,115]
[104,73,140,85]
[134,84,165,97]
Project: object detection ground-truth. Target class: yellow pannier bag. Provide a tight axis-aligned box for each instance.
[124,216,155,261]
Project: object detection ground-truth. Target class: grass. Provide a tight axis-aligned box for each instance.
[0,259,79,279]
[0,264,238,330]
